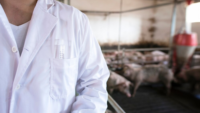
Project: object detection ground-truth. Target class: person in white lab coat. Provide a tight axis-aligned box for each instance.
[0,0,109,113]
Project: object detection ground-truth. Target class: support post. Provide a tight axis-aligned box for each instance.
[118,0,123,51]
[68,0,70,5]
[64,0,70,5]
[169,0,178,68]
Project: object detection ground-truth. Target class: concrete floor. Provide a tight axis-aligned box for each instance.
[108,84,200,113]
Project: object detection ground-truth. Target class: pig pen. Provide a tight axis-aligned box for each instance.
[104,50,200,113]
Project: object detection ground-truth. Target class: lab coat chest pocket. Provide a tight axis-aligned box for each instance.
[50,58,78,99]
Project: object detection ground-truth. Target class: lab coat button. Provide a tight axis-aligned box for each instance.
[12,47,18,53]
[16,84,20,90]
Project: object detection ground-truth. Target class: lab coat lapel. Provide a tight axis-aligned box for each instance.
[0,5,18,56]
[13,0,57,89]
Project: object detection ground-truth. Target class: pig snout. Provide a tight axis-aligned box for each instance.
[118,83,133,98]
[107,71,133,97]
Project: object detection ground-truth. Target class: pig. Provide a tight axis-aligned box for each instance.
[107,71,133,97]
[121,57,130,64]
[123,65,174,96]
[144,52,154,62]
[104,51,128,70]
[124,63,142,69]
[105,58,112,65]
[103,52,117,61]
[108,60,123,70]
[151,51,169,61]
[129,52,145,63]
[144,51,169,62]
[177,67,200,91]
[114,51,124,61]
[192,55,200,67]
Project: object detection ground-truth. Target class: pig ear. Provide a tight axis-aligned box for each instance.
[122,83,127,87]
[121,83,128,88]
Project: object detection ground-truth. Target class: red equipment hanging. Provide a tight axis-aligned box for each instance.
[173,33,198,74]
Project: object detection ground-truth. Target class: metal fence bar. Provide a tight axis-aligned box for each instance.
[108,94,126,113]
[102,46,200,52]
[168,0,178,68]
[102,48,170,52]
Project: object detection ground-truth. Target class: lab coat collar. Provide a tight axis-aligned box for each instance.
[0,0,56,49]
[38,0,55,10]
[12,0,57,91]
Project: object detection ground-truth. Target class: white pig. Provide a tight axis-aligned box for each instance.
[123,65,174,97]
[107,71,133,97]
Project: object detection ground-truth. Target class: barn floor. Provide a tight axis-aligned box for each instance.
[108,84,200,113]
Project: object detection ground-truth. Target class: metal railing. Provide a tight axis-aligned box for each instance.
[108,94,126,113]
[102,47,170,53]
[102,46,200,53]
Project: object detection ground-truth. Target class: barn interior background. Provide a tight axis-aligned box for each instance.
[58,0,200,113]
[60,0,200,50]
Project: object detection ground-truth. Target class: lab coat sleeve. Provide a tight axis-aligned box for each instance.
[71,13,110,113]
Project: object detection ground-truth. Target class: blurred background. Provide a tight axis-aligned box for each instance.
[59,0,200,113]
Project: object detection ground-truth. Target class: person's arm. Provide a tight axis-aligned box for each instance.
[71,13,109,113]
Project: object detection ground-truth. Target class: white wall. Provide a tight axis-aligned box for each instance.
[70,0,199,47]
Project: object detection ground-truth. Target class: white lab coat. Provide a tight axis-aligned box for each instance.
[0,0,109,113]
